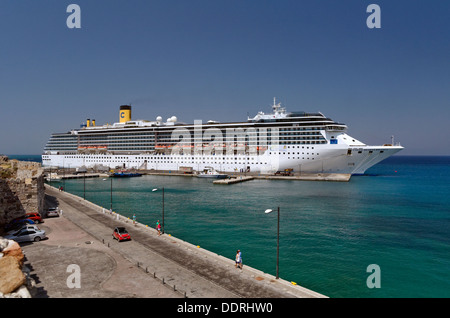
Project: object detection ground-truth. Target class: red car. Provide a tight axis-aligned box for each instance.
[19,213,43,224]
[112,227,131,242]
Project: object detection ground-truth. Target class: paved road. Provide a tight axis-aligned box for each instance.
[22,204,181,298]
[22,185,326,298]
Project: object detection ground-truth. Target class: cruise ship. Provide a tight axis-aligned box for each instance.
[42,99,403,175]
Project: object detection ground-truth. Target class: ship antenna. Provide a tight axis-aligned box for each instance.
[272,97,279,113]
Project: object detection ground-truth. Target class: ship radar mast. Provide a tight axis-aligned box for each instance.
[272,97,286,115]
[247,97,288,122]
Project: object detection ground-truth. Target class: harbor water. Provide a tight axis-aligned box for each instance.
[15,155,450,297]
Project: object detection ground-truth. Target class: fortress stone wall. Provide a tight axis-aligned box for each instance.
[0,156,44,232]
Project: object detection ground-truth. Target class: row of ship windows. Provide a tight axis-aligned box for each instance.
[79,137,155,141]
[45,140,327,150]
[77,140,325,147]
[80,157,317,164]
[156,135,324,141]
[48,133,324,144]
[160,140,328,145]
[70,136,325,144]
[62,156,284,161]
[60,140,327,150]
[49,138,325,145]
[44,146,324,150]
[51,130,324,141]
[271,152,319,156]
[132,140,324,146]
[83,159,271,165]
[50,154,318,161]
[283,140,326,144]
[55,132,318,142]
[51,127,329,139]
[48,139,325,148]
[280,127,322,131]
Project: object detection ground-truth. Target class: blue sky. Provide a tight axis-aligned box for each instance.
[1,0,449,155]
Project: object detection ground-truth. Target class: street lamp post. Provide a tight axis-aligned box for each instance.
[152,187,165,234]
[67,164,70,192]
[265,206,280,279]
[63,162,65,191]
[110,177,113,211]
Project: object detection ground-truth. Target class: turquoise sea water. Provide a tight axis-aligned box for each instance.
[13,155,450,297]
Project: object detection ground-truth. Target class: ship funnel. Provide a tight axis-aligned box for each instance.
[119,105,131,123]
[92,119,96,126]
[86,119,90,127]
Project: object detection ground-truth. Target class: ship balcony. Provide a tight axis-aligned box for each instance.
[325,125,347,131]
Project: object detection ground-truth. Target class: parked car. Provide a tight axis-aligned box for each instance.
[5,218,35,232]
[7,224,41,235]
[46,207,59,218]
[21,213,43,224]
[112,227,131,242]
[5,227,46,243]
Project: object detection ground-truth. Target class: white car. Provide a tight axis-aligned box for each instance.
[46,207,59,218]
[7,224,41,235]
[5,227,46,243]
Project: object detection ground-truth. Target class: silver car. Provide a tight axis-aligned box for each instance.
[5,227,46,243]
[46,207,59,218]
[7,224,41,235]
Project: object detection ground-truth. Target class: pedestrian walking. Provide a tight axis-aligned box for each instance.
[235,250,243,269]
[132,214,136,225]
[156,220,161,236]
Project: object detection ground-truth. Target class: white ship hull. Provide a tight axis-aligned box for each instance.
[42,144,402,175]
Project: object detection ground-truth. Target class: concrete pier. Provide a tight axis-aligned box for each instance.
[26,184,327,298]
[46,173,105,180]
[144,170,350,182]
[213,173,351,184]
[213,176,254,184]
[256,173,351,182]
[46,168,351,183]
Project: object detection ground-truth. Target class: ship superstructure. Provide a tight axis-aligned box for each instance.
[42,99,403,174]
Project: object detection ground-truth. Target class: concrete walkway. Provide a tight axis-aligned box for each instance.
[22,185,326,298]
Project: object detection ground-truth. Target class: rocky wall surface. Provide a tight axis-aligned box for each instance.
[0,238,33,298]
[0,156,44,231]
